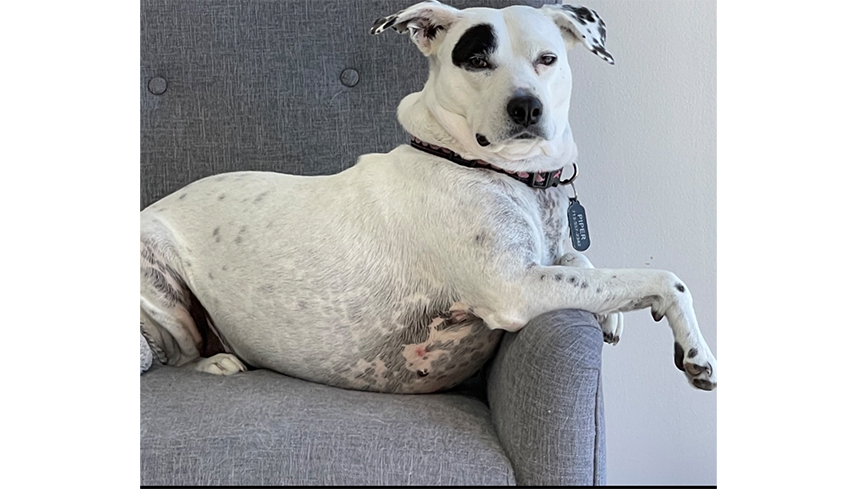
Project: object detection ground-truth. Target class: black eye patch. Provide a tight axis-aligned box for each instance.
[451,24,497,71]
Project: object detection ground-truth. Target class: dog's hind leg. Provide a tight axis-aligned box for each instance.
[139,232,246,375]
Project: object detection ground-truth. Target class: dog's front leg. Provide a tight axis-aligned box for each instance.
[556,251,624,345]
[480,266,716,390]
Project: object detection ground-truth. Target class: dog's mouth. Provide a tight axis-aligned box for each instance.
[475,130,542,147]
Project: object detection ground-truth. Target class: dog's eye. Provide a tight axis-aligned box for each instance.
[539,54,557,66]
[469,56,490,69]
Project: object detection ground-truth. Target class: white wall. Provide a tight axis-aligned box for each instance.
[562,0,717,484]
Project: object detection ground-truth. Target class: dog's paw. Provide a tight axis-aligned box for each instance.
[673,342,717,390]
[597,312,623,345]
[194,353,247,376]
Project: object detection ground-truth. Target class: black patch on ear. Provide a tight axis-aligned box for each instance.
[563,5,595,23]
[372,15,396,32]
[451,23,496,71]
[424,22,442,40]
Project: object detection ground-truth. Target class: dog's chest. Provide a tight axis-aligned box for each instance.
[533,187,571,260]
[492,181,570,264]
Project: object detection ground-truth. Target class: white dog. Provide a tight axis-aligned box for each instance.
[140,1,717,393]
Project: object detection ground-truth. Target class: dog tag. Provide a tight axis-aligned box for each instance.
[568,199,591,251]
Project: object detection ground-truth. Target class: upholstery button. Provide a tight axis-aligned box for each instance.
[339,68,359,88]
[148,77,167,95]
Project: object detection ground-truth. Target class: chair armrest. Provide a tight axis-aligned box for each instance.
[486,309,606,485]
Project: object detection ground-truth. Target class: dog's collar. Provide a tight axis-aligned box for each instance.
[409,137,575,189]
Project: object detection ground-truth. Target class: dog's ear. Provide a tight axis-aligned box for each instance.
[371,1,461,56]
[540,4,614,65]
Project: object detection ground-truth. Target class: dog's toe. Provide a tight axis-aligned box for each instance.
[194,353,247,376]
[692,378,717,391]
[674,342,717,390]
[598,312,623,346]
[684,361,712,377]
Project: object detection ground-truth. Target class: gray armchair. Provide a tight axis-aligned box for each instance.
[140,0,605,485]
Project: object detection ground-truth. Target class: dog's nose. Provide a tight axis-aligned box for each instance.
[506,95,542,127]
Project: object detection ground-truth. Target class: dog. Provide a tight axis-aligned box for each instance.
[140,1,717,393]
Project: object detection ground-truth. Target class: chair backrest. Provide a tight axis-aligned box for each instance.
[140,0,556,209]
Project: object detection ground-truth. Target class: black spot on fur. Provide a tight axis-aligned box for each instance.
[674,342,685,371]
[590,44,613,63]
[579,282,589,289]
[555,274,564,282]
[688,348,698,358]
[212,227,220,237]
[452,24,496,71]
[179,193,187,200]
[675,283,686,293]
[567,276,577,284]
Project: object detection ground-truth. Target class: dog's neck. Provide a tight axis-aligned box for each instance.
[397,90,579,174]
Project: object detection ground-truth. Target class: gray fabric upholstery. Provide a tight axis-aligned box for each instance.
[141,364,515,485]
[487,310,606,485]
[140,0,557,209]
[141,0,607,485]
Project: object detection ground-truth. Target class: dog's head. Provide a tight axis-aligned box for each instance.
[372,1,613,169]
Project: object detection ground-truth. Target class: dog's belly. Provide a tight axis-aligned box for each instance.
[142,169,506,393]
[323,309,505,394]
[205,290,504,394]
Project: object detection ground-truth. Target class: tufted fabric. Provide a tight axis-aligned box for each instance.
[140,0,558,209]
